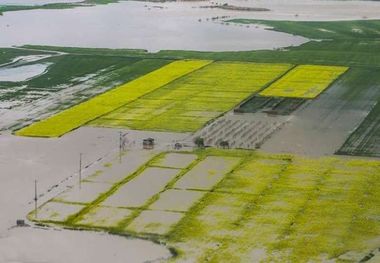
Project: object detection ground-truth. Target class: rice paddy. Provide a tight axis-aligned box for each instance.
[15,60,211,137]
[91,62,292,132]
[29,150,380,262]
[259,65,348,99]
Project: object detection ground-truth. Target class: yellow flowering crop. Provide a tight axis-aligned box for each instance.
[16,60,212,137]
[93,61,292,132]
[260,65,348,98]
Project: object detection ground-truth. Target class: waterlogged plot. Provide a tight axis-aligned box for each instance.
[76,206,133,228]
[169,153,380,262]
[149,189,204,212]
[174,156,241,190]
[151,153,198,169]
[16,60,211,137]
[27,150,380,262]
[260,65,348,98]
[85,151,154,184]
[102,167,180,208]
[54,182,111,204]
[217,157,290,195]
[31,201,84,222]
[126,210,184,235]
[92,62,292,132]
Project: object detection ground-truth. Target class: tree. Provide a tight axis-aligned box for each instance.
[194,137,205,148]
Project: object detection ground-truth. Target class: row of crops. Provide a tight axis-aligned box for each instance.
[15,60,211,137]
[29,149,380,262]
[91,62,291,132]
[260,65,348,99]
[15,61,348,137]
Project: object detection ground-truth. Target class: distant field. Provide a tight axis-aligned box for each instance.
[29,149,380,262]
[259,65,348,99]
[15,60,210,137]
[91,62,291,132]
[0,48,50,65]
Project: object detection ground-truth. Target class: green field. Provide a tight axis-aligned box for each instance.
[91,62,292,132]
[0,48,50,65]
[29,149,380,262]
[15,60,211,137]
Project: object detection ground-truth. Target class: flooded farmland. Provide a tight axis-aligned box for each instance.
[1,0,380,262]
[0,1,310,52]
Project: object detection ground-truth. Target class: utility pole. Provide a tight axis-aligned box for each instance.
[119,131,122,163]
[34,180,38,219]
[79,153,82,190]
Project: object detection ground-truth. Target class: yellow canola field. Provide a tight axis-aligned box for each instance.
[259,65,348,99]
[16,60,212,137]
[93,62,292,132]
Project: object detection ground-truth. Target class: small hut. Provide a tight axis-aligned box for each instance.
[143,138,155,150]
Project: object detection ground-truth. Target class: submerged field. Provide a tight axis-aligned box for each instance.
[29,149,380,262]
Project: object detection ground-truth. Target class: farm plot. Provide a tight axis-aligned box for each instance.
[260,65,348,99]
[91,62,292,132]
[101,167,181,208]
[29,149,380,262]
[15,60,210,137]
[337,101,380,157]
[30,152,201,230]
[194,113,290,149]
[235,95,306,115]
[169,151,380,262]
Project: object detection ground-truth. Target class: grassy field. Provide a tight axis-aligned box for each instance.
[0,54,172,131]
[29,149,380,262]
[0,48,49,65]
[15,60,211,137]
[259,65,348,98]
[1,55,173,90]
[91,62,292,132]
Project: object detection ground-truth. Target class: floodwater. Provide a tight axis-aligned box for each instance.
[0,1,308,52]
[1,0,81,5]
[0,63,50,82]
[0,0,378,52]
[0,127,186,263]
